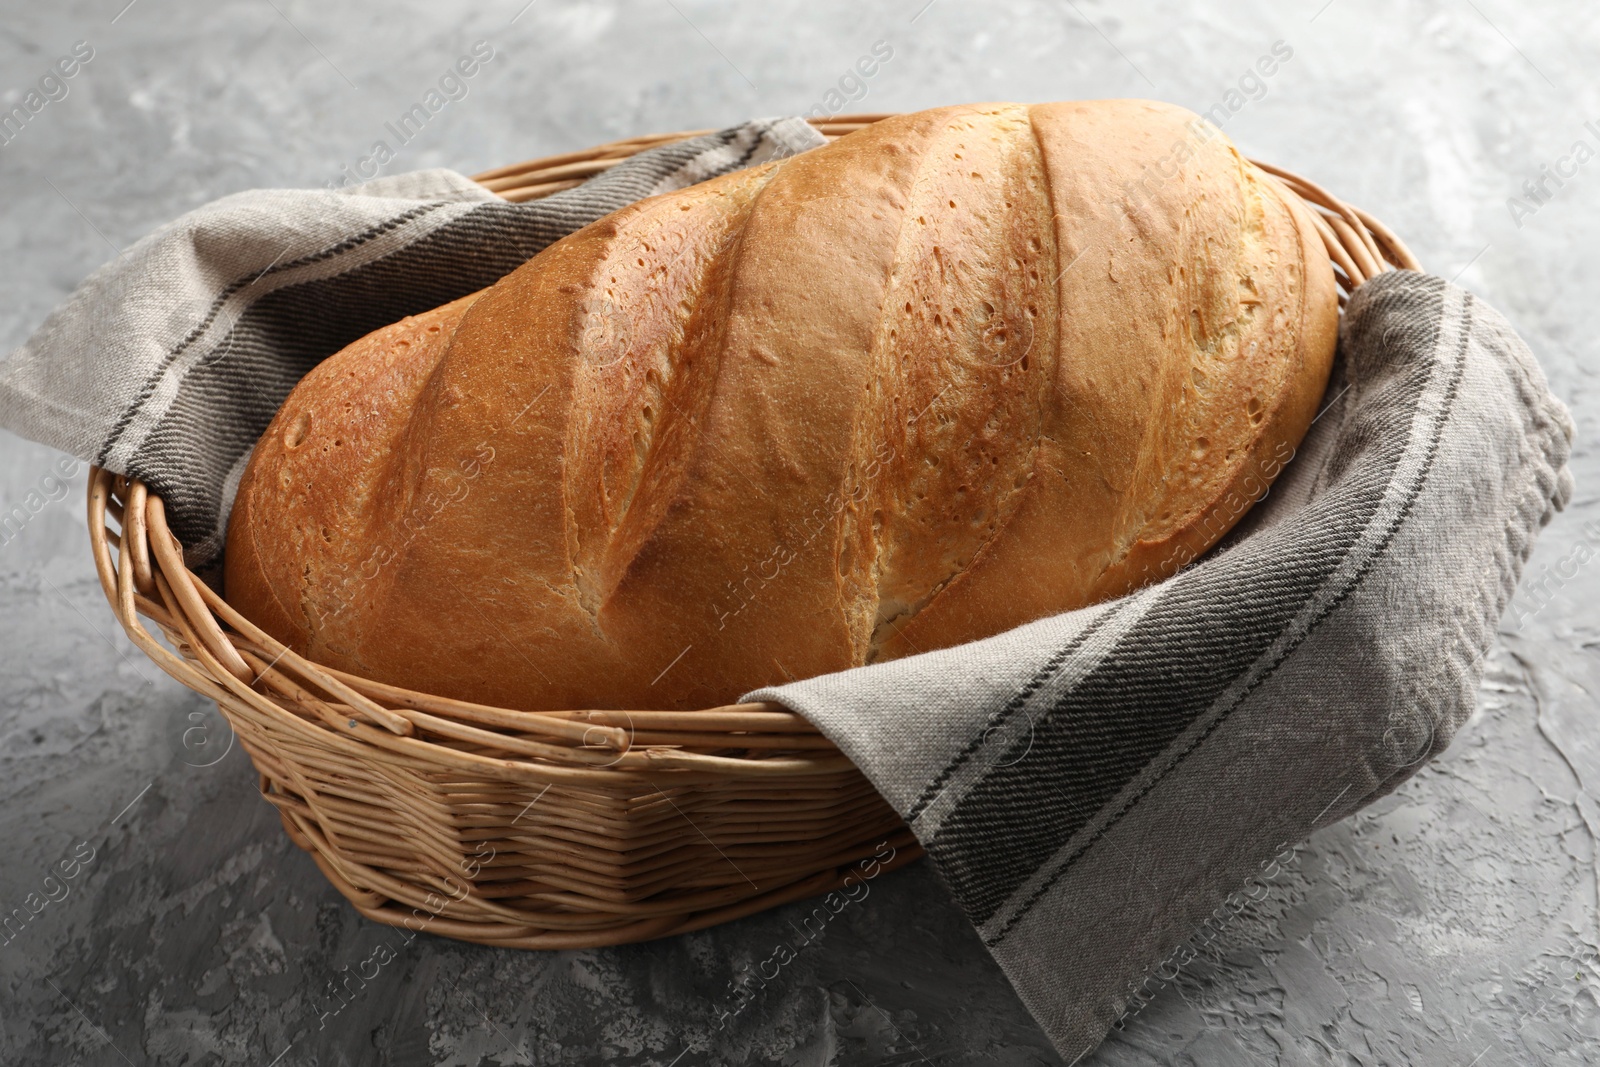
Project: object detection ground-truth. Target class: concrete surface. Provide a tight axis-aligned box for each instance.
[1,0,1597,1064]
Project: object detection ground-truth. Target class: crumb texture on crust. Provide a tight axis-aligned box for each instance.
[225,100,1337,711]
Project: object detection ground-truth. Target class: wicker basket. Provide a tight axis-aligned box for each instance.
[87,114,1419,949]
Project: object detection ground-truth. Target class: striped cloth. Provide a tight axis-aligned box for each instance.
[747,272,1574,1058]
[0,117,824,565]
[0,115,1573,1062]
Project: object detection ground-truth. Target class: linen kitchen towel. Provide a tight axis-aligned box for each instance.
[0,116,1573,1062]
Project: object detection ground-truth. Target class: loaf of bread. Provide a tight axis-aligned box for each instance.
[225,100,1337,712]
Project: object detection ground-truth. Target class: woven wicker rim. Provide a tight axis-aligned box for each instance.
[87,113,1419,948]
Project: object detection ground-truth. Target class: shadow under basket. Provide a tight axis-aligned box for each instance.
[87,114,1420,949]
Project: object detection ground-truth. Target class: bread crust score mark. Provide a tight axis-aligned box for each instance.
[225,101,1337,711]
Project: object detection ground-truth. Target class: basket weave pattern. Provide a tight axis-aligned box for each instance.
[88,114,1418,948]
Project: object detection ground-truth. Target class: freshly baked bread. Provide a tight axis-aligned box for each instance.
[225,100,1338,712]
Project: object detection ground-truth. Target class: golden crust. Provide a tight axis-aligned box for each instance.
[225,101,1338,711]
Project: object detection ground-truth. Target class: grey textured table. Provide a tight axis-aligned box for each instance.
[1,1,1596,1064]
